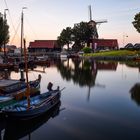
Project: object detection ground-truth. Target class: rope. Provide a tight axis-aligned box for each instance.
[3,0,20,45]
[25,17,38,39]
[10,20,20,45]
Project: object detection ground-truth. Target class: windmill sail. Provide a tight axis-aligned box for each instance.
[88,5,107,39]
[88,5,92,21]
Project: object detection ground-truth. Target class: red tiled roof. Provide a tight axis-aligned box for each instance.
[29,40,57,49]
[93,39,118,48]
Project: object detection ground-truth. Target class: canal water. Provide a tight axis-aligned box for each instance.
[1,58,140,140]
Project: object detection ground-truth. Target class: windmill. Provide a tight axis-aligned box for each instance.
[88,5,107,39]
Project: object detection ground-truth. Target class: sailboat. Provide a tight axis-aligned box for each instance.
[0,8,41,101]
[1,40,62,119]
[1,87,61,119]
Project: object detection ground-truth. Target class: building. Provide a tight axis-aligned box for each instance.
[28,40,61,54]
[1,45,16,53]
[92,39,119,51]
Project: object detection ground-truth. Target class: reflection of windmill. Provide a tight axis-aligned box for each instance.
[88,5,107,39]
[87,83,106,101]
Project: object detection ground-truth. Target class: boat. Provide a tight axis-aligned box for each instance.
[0,75,41,100]
[34,56,50,66]
[0,9,41,101]
[3,101,61,139]
[0,62,14,70]
[0,75,41,94]
[0,80,41,111]
[60,50,69,59]
[1,39,63,120]
[1,9,63,120]
[1,88,61,119]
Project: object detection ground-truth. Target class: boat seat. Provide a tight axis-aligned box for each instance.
[15,104,27,109]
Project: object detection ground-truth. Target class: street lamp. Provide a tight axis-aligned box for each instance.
[122,33,128,47]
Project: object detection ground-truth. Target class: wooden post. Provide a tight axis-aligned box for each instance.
[23,39,30,109]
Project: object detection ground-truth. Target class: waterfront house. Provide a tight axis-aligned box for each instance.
[28,40,61,55]
[92,39,119,51]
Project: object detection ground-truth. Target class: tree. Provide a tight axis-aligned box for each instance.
[132,12,140,33]
[57,21,98,52]
[57,27,72,50]
[72,22,94,49]
[0,13,9,47]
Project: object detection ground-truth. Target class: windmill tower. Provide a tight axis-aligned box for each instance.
[88,5,107,39]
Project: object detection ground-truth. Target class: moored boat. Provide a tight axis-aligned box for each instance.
[0,11,64,120]
[1,89,61,119]
[60,50,68,59]
[0,74,41,100]
[3,101,61,139]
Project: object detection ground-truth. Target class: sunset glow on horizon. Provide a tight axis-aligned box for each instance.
[1,0,140,48]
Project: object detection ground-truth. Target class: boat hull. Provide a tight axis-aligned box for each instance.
[0,78,40,95]
[3,90,61,120]
[4,102,61,139]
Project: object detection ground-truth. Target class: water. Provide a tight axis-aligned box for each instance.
[1,58,140,140]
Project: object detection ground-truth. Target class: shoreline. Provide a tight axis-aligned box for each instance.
[84,55,138,61]
[82,50,140,61]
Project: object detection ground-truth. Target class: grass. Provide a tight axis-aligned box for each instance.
[84,50,139,57]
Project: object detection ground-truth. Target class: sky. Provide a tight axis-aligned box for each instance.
[0,0,140,48]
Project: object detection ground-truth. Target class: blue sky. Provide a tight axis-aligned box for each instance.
[0,0,140,47]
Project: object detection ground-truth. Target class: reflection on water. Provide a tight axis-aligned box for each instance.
[56,59,118,101]
[56,59,118,87]
[1,102,61,140]
[1,59,140,139]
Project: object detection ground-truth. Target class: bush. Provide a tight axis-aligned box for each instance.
[82,47,92,53]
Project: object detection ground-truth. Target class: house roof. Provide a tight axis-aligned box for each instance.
[29,40,57,49]
[93,39,118,48]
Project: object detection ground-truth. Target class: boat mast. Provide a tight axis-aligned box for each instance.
[20,7,27,81]
[23,39,30,108]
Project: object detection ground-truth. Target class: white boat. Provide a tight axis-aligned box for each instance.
[60,51,68,58]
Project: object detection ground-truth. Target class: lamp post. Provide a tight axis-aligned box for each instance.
[122,33,128,47]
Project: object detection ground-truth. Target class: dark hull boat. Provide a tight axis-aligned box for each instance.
[1,12,63,121]
[3,101,61,140]
[14,77,41,100]
[2,89,61,120]
[0,75,41,95]
[0,75,41,102]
